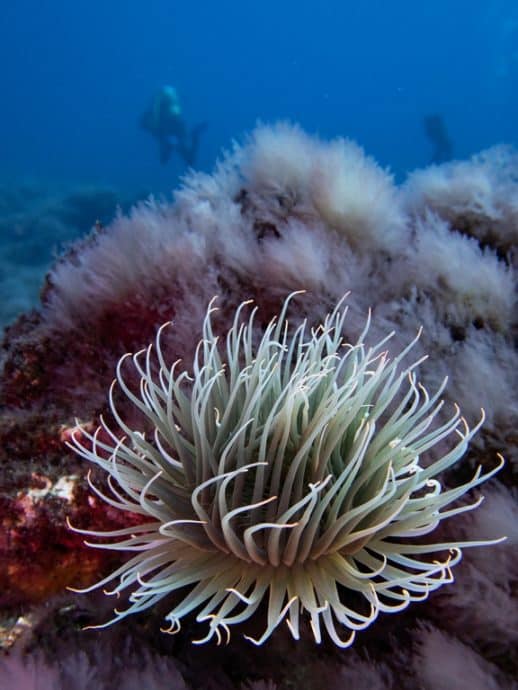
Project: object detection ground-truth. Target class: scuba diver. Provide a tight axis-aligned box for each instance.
[423,114,453,165]
[139,86,207,166]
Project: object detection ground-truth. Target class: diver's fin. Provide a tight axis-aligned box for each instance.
[159,138,173,165]
[179,122,208,167]
[192,121,208,138]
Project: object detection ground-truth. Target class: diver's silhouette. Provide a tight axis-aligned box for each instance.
[424,114,453,164]
[140,86,206,166]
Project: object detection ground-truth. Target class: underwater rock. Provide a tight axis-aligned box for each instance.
[0,123,516,688]
[0,182,147,329]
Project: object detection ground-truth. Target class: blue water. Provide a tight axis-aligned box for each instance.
[1,0,517,192]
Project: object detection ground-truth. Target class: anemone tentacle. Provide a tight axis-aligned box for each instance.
[68,293,503,645]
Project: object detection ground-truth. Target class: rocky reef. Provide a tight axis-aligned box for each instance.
[0,124,516,689]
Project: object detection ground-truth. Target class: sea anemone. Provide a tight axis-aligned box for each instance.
[68,294,503,646]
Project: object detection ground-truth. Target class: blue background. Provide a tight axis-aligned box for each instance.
[1,0,517,192]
